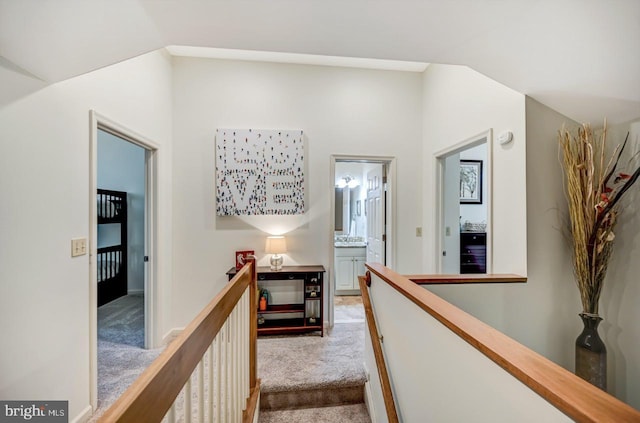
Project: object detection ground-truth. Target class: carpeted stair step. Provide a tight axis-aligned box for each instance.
[260,381,365,410]
[259,403,371,423]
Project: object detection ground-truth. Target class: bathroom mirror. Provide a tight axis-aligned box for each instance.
[334,185,359,235]
[335,188,344,232]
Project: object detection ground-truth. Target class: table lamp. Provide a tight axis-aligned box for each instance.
[265,236,287,271]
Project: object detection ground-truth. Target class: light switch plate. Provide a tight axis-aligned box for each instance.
[416,227,422,237]
[71,237,87,257]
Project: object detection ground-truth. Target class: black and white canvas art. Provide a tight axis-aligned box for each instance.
[216,129,305,215]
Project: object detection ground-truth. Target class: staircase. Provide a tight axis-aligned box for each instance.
[259,380,370,422]
[256,318,371,422]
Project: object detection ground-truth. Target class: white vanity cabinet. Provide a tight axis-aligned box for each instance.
[335,246,366,293]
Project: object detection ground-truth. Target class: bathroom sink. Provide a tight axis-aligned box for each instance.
[334,241,367,248]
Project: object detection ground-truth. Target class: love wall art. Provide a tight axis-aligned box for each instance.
[215,129,305,215]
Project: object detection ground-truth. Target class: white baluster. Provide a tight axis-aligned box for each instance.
[185,376,192,423]
[209,340,215,421]
[225,321,230,423]
[167,401,176,423]
[215,330,222,422]
[198,358,204,423]
[231,305,238,423]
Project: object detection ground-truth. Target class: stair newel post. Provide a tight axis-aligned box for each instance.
[248,256,258,390]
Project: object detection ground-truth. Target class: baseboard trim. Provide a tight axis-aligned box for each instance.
[363,361,377,423]
[161,327,183,345]
[127,289,144,295]
[71,404,93,423]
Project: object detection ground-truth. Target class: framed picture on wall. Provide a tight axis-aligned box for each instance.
[460,160,482,204]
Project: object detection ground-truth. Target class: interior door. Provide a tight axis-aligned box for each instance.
[366,165,385,265]
[442,154,461,273]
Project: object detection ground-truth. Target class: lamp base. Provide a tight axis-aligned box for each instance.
[270,254,283,271]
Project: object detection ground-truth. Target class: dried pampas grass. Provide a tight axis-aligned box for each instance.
[559,122,639,315]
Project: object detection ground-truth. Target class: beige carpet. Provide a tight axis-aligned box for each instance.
[259,403,371,423]
[91,294,164,421]
[258,296,366,394]
[258,322,367,393]
[257,296,370,421]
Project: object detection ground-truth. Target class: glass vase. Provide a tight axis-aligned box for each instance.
[575,313,607,390]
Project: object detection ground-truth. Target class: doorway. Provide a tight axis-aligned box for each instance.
[435,130,492,274]
[329,155,395,327]
[89,112,159,410]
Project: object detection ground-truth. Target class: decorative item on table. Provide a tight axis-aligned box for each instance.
[259,288,270,312]
[265,236,287,271]
[259,296,267,311]
[462,221,486,232]
[257,314,265,325]
[306,278,320,297]
[235,250,255,270]
[306,300,320,325]
[559,122,639,390]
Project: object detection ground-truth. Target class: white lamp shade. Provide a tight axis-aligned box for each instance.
[265,236,287,254]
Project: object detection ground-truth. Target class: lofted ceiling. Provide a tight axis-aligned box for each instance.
[1,0,639,124]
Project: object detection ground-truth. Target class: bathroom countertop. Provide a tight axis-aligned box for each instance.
[334,242,367,248]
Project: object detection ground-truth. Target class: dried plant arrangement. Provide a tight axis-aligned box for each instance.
[559,123,639,315]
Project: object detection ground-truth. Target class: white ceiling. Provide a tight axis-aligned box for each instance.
[1,0,639,124]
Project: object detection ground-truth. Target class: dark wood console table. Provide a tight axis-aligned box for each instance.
[226,265,325,336]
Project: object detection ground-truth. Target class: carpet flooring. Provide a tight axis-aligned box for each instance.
[257,321,367,393]
[91,294,164,421]
[259,403,371,423]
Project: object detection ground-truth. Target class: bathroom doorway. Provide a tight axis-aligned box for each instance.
[329,155,396,327]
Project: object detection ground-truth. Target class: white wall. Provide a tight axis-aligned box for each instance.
[171,57,424,328]
[420,97,640,410]
[98,130,145,293]
[422,64,527,279]
[365,272,572,422]
[0,50,173,421]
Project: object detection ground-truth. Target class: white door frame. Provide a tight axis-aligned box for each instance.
[329,155,396,327]
[434,129,493,274]
[88,110,160,409]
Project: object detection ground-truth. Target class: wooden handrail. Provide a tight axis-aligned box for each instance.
[406,273,526,284]
[359,273,399,423]
[99,259,259,423]
[367,263,640,422]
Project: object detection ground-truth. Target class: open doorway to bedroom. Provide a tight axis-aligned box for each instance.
[96,128,157,408]
[90,113,160,412]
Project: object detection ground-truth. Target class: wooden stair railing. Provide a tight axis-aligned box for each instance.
[99,258,259,423]
[359,273,400,423]
[366,263,640,422]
